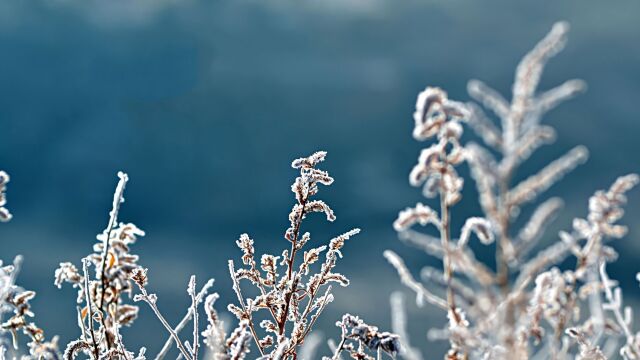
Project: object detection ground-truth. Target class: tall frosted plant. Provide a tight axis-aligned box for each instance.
[385,22,639,359]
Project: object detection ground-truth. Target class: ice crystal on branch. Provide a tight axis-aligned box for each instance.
[386,21,640,360]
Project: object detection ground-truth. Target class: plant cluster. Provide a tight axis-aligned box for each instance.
[226,151,364,359]
[0,20,639,360]
[1,154,398,360]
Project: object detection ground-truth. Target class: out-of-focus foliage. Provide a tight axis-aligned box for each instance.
[386,23,640,359]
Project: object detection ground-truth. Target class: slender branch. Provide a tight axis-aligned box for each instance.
[98,172,128,349]
[331,325,348,360]
[135,286,193,360]
[228,260,265,356]
[188,276,199,360]
[281,198,308,335]
[154,280,214,360]
[286,198,307,280]
[600,263,640,357]
[384,250,448,310]
[440,178,460,324]
[82,259,100,360]
[300,286,332,341]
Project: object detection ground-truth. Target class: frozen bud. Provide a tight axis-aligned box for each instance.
[0,171,9,184]
[458,217,494,248]
[0,208,12,222]
[54,262,82,288]
[394,203,440,232]
[131,267,148,288]
[329,228,360,257]
[236,233,255,266]
[291,151,327,169]
[413,87,468,141]
[304,200,336,222]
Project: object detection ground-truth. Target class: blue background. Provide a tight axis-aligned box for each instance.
[0,0,638,356]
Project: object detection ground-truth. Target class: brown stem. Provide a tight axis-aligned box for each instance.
[280,197,308,336]
[440,193,459,323]
[136,286,193,360]
[286,199,308,280]
[496,174,511,294]
[82,260,100,360]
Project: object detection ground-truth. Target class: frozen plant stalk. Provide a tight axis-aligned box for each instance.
[227,151,361,359]
[56,172,148,360]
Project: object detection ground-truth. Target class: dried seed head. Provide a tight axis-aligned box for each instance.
[131,268,148,288]
[235,234,255,266]
[54,262,83,289]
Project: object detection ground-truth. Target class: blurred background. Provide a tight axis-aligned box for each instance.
[0,0,638,357]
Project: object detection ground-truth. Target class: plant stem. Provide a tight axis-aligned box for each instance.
[228,260,265,356]
[82,259,100,360]
[280,198,308,336]
[98,172,128,350]
[440,193,459,322]
[138,287,193,360]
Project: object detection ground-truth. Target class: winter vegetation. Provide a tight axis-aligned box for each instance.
[385,21,640,360]
[1,154,398,360]
[0,21,638,360]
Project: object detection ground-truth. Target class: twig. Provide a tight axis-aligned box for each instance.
[383,250,448,310]
[134,285,193,360]
[228,260,265,356]
[154,280,214,360]
[82,259,100,360]
[98,172,128,349]
[330,325,347,360]
[188,276,199,360]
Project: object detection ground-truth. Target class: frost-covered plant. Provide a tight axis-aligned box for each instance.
[38,154,371,360]
[55,172,149,360]
[226,151,361,359]
[385,21,639,359]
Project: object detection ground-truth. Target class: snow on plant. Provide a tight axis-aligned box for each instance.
[47,153,395,360]
[226,151,386,360]
[55,172,150,360]
[385,21,640,359]
[1,20,639,360]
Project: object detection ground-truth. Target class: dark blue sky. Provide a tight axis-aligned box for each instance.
[0,0,638,356]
